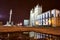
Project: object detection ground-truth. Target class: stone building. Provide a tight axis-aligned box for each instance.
[30,4,42,26]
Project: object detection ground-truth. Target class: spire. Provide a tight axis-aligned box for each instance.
[3,9,13,26]
[9,9,12,23]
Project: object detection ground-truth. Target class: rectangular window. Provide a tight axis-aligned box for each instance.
[47,13,49,18]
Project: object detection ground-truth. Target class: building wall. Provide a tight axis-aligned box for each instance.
[56,17,60,27]
[36,11,51,27]
[30,4,60,27]
[30,9,34,26]
[36,9,60,27]
[30,4,42,26]
[24,19,29,26]
[55,9,60,27]
[51,9,60,27]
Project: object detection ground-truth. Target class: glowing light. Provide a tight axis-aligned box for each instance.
[48,19,51,25]
[17,23,22,26]
[35,21,40,25]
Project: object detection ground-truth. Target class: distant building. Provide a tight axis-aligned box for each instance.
[24,19,29,26]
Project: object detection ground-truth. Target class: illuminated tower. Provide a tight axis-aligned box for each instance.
[30,8,34,26]
[34,4,42,26]
[9,9,12,24]
[4,9,13,26]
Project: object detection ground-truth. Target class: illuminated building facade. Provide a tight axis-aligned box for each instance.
[36,9,60,27]
[30,4,60,27]
[51,9,60,27]
[30,4,42,26]
[24,19,29,26]
[36,11,51,27]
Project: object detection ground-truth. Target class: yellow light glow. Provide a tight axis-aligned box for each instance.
[48,19,51,25]
[35,21,39,25]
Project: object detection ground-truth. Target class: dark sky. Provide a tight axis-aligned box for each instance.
[0,0,60,24]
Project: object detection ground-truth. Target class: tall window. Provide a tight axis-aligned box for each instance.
[47,13,49,18]
[51,14,54,18]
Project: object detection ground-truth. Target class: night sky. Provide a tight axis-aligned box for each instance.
[0,0,60,24]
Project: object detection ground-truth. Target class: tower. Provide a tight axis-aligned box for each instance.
[34,4,42,20]
[30,4,42,26]
[30,8,35,26]
[34,4,42,26]
[9,9,12,24]
[4,9,13,26]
